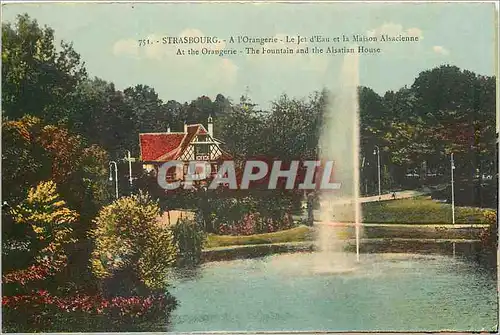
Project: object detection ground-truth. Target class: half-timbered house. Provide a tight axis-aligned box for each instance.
[139,117,232,184]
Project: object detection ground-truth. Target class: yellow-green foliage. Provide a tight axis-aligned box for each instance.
[3,181,79,284]
[11,180,78,263]
[205,225,313,248]
[90,192,179,290]
[482,209,497,225]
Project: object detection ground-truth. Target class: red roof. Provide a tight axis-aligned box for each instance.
[139,124,228,162]
[140,133,184,161]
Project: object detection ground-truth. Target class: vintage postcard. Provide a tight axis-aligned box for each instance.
[1,1,498,333]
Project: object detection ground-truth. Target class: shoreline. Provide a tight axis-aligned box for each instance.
[201,238,491,263]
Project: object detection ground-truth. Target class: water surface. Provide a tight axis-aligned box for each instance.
[168,252,497,332]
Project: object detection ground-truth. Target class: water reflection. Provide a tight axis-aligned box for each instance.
[168,252,498,332]
[166,265,203,284]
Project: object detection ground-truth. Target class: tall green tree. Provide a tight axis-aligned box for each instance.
[410,65,495,179]
[266,91,325,160]
[216,94,267,159]
[71,78,136,157]
[2,14,87,124]
[124,85,169,134]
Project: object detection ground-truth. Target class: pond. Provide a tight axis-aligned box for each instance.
[168,252,497,332]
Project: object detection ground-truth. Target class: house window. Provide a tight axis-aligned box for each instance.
[198,144,209,154]
[195,144,209,159]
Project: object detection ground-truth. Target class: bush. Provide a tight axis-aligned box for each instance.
[3,188,180,332]
[90,191,179,295]
[217,212,295,235]
[189,186,298,235]
[169,217,205,266]
[2,289,177,332]
[3,181,79,291]
[479,209,497,250]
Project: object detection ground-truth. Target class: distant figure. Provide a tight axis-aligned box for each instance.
[392,192,397,200]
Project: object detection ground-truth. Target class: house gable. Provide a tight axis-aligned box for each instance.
[139,121,232,164]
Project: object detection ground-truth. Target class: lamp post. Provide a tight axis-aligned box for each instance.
[450,153,455,225]
[374,145,381,200]
[109,161,118,199]
[451,152,456,257]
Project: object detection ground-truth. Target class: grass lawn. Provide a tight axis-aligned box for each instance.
[362,196,493,224]
[206,196,495,248]
[204,225,313,248]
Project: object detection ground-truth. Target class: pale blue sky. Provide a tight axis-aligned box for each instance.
[1,2,497,110]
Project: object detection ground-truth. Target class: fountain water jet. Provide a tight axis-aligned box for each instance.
[314,49,362,272]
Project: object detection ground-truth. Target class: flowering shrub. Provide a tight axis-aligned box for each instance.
[217,212,295,235]
[2,188,179,332]
[479,209,497,249]
[90,191,179,293]
[3,181,78,286]
[2,290,177,332]
[201,188,298,235]
[3,259,67,286]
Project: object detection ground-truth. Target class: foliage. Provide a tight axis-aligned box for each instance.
[482,210,497,226]
[192,186,298,235]
[3,181,79,288]
[90,192,179,294]
[2,115,50,204]
[361,196,494,224]
[205,225,313,248]
[3,15,497,210]
[169,217,205,266]
[217,211,295,235]
[2,115,110,220]
[71,78,137,155]
[124,84,171,134]
[2,14,87,124]
[216,94,268,159]
[478,209,497,250]
[265,92,325,160]
[382,66,496,185]
[2,289,177,332]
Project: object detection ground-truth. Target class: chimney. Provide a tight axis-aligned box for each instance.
[208,115,213,137]
[184,121,188,133]
[166,124,171,133]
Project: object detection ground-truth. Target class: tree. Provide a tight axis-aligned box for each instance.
[3,181,79,290]
[2,116,110,213]
[2,115,50,204]
[2,14,87,124]
[266,92,325,160]
[164,99,184,131]
[90,192,179,296]
[124,84,169,134]
[71,78,136,156]
[405,66,496,182]
[216,94,267,159]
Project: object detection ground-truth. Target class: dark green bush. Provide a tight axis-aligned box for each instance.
[170,217,205,266]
